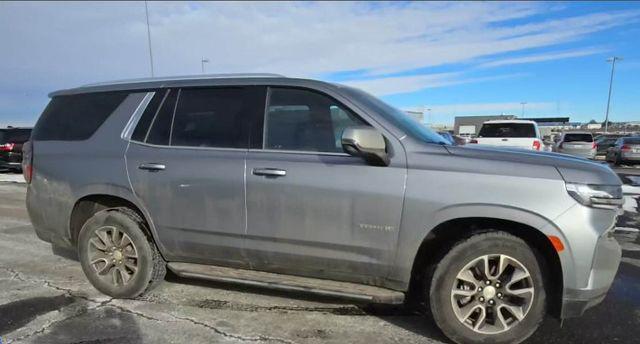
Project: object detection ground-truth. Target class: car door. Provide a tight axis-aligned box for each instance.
[126,87,264,267]
[244,87,407,283]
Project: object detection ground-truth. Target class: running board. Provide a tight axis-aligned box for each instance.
[167,262,405,304]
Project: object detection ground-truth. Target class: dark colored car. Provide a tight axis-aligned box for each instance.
[0,127,32,172]
[606,136,640,165]
[595,134,629,155]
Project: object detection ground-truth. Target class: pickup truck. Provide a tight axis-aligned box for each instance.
[470,120,543,151]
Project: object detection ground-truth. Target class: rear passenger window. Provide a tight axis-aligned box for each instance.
[264,88,367,153]
[146,90,178,146]
[131,90,168,142]
[32,92,128,141]
[170,87,260,148]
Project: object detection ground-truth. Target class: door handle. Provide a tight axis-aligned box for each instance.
[252,168,287,177]
[139,163,166,172]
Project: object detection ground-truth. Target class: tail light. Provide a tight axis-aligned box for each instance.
[621,145,631,152]
[592,142,597,149]
[533,140,541,151]
[22,141,33,184]
[469,139,478,144]
[0,143,15,152]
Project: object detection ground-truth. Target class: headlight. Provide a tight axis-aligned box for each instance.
[565,183,623,208]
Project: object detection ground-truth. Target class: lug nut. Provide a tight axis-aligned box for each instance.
[479,296,485,302]
[485,280,491,285]
[495,282,501,288]
[477,287,483,292]
[488,299,495,305]
[497,292,503,299]
[112,259,116,263]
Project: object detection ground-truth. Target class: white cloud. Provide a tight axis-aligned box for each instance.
[478,47,607,68]
[341,73,525,96]
[0,1,638,122]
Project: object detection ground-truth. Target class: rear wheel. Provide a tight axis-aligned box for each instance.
[78,207,166,298]
[428,232,546,344]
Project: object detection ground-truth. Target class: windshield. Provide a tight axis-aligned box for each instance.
[624,137,640,145]
[478,123,536,138]
[340,86,449,144]
[564,133,593,142]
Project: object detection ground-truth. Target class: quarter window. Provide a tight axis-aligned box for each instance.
[264,88,367,153]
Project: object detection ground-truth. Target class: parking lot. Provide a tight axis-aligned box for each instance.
[0,164,638,344]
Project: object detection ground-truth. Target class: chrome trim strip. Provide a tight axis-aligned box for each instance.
[121,92,156,140]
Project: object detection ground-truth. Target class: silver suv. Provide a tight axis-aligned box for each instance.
[25,74,622,344]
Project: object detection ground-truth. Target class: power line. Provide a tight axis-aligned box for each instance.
[604,56,622,133]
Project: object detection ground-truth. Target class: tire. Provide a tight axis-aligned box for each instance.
[428,232,546,344]
[78,207,166,298]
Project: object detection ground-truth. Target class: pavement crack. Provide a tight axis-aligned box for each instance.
[168,314,297,344]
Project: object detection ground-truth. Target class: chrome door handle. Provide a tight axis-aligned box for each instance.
[252,168,287,177]
[139,163,166,171]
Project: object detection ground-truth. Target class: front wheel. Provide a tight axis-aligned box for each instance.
[428,232,546,344]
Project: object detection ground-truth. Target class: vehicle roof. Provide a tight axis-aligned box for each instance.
[48,73,341,97]
[1,127,32,130]
[483,120,537,125]
[562,131,592,135]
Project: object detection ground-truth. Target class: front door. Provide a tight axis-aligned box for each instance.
[126,87,264,267]
[244,87,406,283]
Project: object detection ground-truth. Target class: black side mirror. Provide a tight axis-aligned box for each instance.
[341,126,389,166]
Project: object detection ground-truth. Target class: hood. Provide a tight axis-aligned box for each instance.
[444,144,621,185]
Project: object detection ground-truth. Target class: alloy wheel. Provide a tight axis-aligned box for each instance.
[87,225,139,287]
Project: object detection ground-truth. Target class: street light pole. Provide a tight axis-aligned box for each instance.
[144,1,155,77]
[520,102,527,117]
[201,58,209,74]
[604,56,622,133]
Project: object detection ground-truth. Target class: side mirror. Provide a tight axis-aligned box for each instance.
[341,126,389,166]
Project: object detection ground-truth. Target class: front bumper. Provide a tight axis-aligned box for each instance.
[561,233,621,318]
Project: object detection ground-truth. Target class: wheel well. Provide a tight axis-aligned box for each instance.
[409,217,563,318]
[69,195,151,246]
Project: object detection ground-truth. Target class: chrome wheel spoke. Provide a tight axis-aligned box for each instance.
[88,226,139,286]
[450,253,535,335]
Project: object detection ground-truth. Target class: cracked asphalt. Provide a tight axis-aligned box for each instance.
[1,180,639,344]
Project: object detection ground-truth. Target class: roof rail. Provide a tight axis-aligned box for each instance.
[82,73,286,87]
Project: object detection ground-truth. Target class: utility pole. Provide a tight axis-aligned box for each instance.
[201,58,209,74]
[520,102,527,117]
[604,56,622,133]
[144,1,155,77]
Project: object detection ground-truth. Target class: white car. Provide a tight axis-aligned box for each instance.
[470,120,543,151]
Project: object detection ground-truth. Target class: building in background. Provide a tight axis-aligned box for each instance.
[453,115,516,136]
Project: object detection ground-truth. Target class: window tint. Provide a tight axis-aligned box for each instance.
[32,92,128,141]
[563,133,593,142]
[0,129,31,143]
[170,88,261,148]
[478,123,537,138]
[146,90,178,145]
[265,88,367,152]
[131,90,167,142]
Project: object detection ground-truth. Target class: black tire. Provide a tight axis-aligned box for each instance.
[78,207,166,298]
[428,232,546,344]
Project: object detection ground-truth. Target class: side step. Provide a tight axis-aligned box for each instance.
[167,262,405,304]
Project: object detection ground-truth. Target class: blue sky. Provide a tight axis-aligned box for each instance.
[0,1,638,127]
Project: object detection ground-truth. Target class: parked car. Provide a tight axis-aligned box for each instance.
[470,120,543,151]
[552,132,596,159]
[26,74,622,344]
[595,134,629,156]
[605,136,640,165]
[0,127,32,172]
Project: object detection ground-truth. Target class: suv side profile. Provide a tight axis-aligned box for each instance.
[26,75,622,344]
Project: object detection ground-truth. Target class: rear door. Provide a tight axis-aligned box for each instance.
[126,87,264,266]
[244,87,407,282]
[476,123,539,150]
